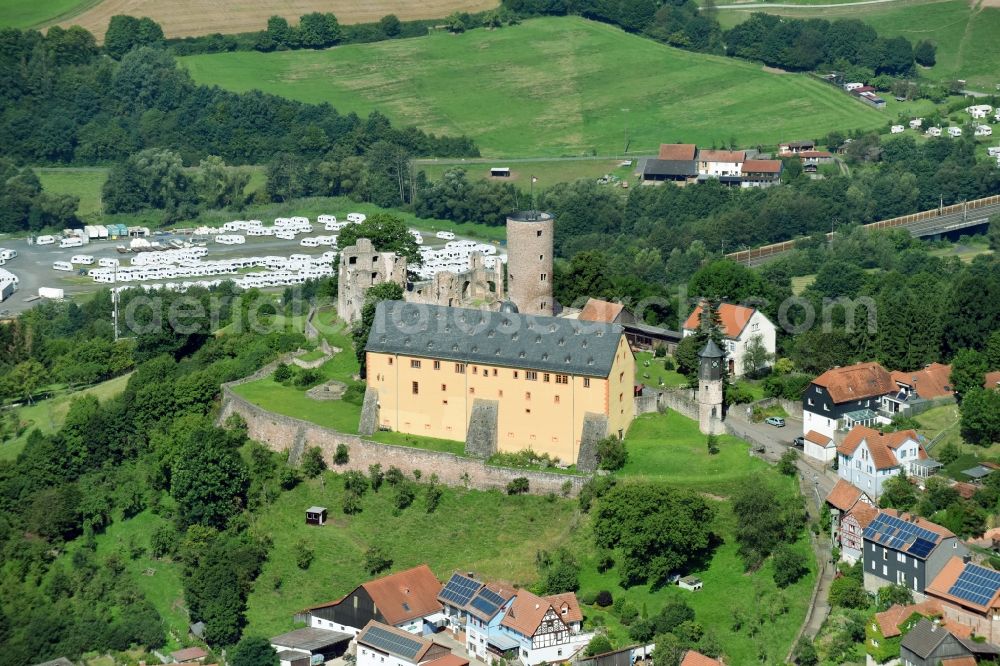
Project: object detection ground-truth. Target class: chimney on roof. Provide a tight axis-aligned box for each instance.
[963,555,972,564]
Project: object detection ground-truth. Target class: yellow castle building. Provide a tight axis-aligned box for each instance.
[364,300,635,466]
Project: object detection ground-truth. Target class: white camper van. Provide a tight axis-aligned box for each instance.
[36,235,56,245]
[53,261,73,271]
[60,237,84,249]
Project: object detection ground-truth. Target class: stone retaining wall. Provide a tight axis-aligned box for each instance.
[219,385,589,497]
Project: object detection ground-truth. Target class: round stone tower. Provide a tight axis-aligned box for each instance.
[506,211,554,316]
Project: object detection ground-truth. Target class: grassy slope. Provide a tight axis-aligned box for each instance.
[181,17,888,158]
[621,410,775,495]
[243,407,814,663]
[245,475,577,636]
[0,373,131,461]
[634,351,689,389]
[716,0,1000,89]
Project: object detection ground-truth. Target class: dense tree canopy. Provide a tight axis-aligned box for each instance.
[593,482,715,587]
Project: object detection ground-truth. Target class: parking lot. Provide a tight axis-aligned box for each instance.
[0,224,494,316]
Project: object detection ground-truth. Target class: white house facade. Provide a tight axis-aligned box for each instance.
[682,303,776,377]
[837,426,929,499]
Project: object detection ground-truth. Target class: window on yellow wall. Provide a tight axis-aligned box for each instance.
[619,371,624,382]
[473,367,478,375]
[554,395,560,404]
[543,373,550,382]
[470,387,475,395]
[388,358,393,365]
[434,360,441,370]
[499,390,503,398]
[441,384,446,391]
[412,381,419,395]
[514,371,519,379]
[455,363,465,373]
[526,371,537,381]
[411,360,421,369]
[492,368,498,376]
[525,392,531,400]
[556,374,568,384]
[583,378,591,388]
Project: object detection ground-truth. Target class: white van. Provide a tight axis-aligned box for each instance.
[60,237,84,249]
[36,235,56,246]
[71,255,95,265]
[346,213,366,224]
[53,261,73,271]
[0,249,17,260]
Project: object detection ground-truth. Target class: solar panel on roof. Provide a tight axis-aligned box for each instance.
[362,625,424,660]
[948,564,1000,608]
[907,538,935,559]
[471,596,500,618]
[479,588,507,607]
[440,574,480,607]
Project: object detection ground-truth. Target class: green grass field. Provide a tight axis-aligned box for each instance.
[181,16,890,157]
[416,158,635,187]
[0,373,131,461]
[36,167,107,220]
[621,410,774,496]
[716,0,1000,89]
[0,0,95,29]
[634,351,689,389]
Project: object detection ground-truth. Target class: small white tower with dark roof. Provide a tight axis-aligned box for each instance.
[698,339,726,435]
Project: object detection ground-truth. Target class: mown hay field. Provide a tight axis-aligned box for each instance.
[182,16,891,157]
[25,0,499,40]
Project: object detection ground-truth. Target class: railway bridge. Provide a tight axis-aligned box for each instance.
[726,194,1000,266]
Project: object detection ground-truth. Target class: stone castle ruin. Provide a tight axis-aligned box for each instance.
[337,239,505,323]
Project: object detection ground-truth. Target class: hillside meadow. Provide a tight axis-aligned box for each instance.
[716,0,1000,89]
[181,16,891,157]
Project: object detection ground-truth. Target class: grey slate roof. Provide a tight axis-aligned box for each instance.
[699,339,725,359]
[899,619,956,658]
[641,159,698,177]
[365,301,625,378]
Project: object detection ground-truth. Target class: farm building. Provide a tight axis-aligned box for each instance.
[639,158,698,184]
[489,167,510,178]
[271,627,352,666]
[573,297,681,352]
[779,140,815,155]
[697,149,745,178]
[740,159,782,188]
[857,91,886,109]
[299,564,445,636]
